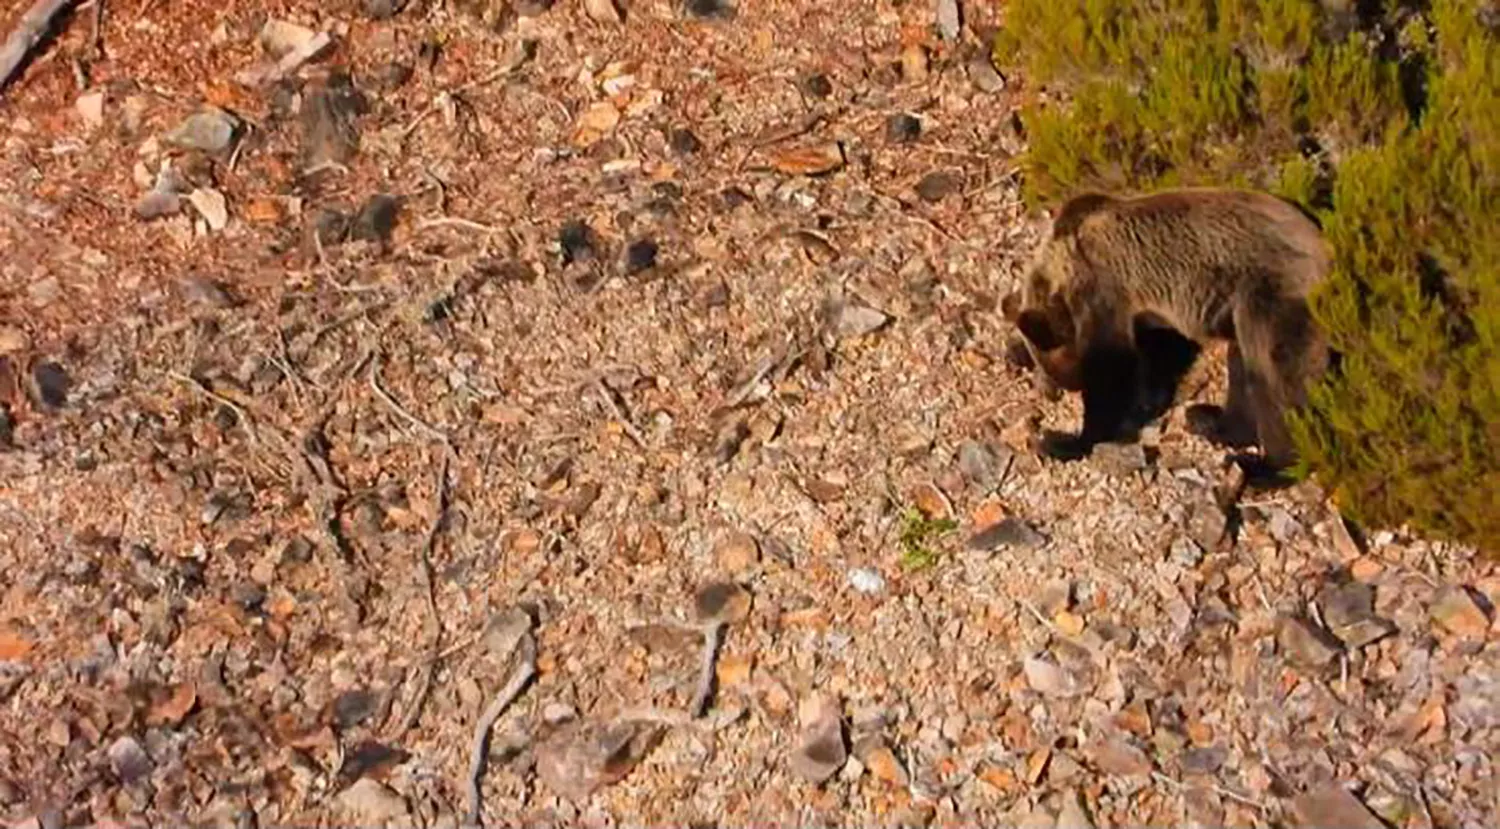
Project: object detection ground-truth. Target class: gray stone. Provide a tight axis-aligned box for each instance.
[790,696,846,783]
[967,517,1045,551]
[968,56,1006,93]
[134,190,181,220]
[834,303,890,339]
[1278,617,1342,668]
[1292,784,1384,829]
[958,440,1011,492]
[1179,745,1227,775]
[847,567,885,595]
[935,0,961,41]
[337,779,408,822]
[107,736,152,784]
[1023,655,1079,698]
[165,109,240,153]
[1090,442,1149,476]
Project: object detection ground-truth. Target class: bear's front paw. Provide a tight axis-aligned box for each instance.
[1037,430,1092,461]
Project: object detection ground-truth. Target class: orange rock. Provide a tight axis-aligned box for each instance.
[716,653,754,687]
[267,591,297,620]
[1187,719,1214,746]
[977,764,1019,794]
[0,626,34,661]
[508,528,542,555]
[1000,705,1033,747]
[864,744,909,786]
[715,531,760,574]
[781,607,829,630]
[1349,556,1384,583]
[147,682,198,727]
[1431,585,1491,639]
[636,524,666,564]
[911,482,953,521]
[1054,610,1086,637]
[1024,747,1051,785]
[243,197,285,224]
[572,101,621,147]
[771,143,844,176]
[809,524,840,557]
[970,498,1006,529]
[958,348,992,370]
[200,80,249,111]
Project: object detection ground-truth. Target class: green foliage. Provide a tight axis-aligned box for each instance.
[995,0,1500,555]
[897,508,958,571]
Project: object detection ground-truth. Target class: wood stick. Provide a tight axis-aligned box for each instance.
[0,0,78,93]
[689,622,723,718]
[466,634,536,826]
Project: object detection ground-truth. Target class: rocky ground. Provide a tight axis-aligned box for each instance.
[0,0,1496,826]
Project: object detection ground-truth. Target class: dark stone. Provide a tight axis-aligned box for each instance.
[312,208,351,246]
[651,181,683,201]
[967,517,1045,551]
[721,186,752,209]
[268,80,302,121]
[559,220,597,265]
[801,73,833,98]
[337,741,411,786]
[885,112,921,144]
[301,72,369,167]
[958,440,1011,492]
[694,581,741,620]
[232,583,267,612]
[333,689,380,730]
[515,0,554,16]
[682,0,735,19]
[364,0,402,18]
[375,61,414,91]
[351,194,401,243]
[32,362,69,409]
[624,238,659,273]
[916,170,964,202]
[281,536,315,565]
[669,127,702,155]
[700,281,730,308]
[1180,745,1228,775]
[418,38,442,71]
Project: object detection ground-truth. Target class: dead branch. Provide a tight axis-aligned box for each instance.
[689,621,723,718]
[385,454,452,741]
[0,0,78,94]
[466,630,537,826]
[369,354,451,446]
[594,379,647,449]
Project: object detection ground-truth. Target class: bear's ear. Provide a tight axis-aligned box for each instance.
[1016,293,1074,352]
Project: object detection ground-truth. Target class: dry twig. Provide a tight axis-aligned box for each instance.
[418,215,505,234]
[370,354,451,446]
[386,454,453,741]
[1152,771,1268,812]
[594,379,647,449]
[690,621,724,718]
[466,629,537,826]
[0,0,78,93]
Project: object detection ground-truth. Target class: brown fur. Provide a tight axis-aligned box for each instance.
[1001,187,1332,475]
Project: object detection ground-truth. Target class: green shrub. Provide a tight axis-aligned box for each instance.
[994,0,1500,554]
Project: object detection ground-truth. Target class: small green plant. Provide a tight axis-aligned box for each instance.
[897,507,958,571]
[994,0,1500,555]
